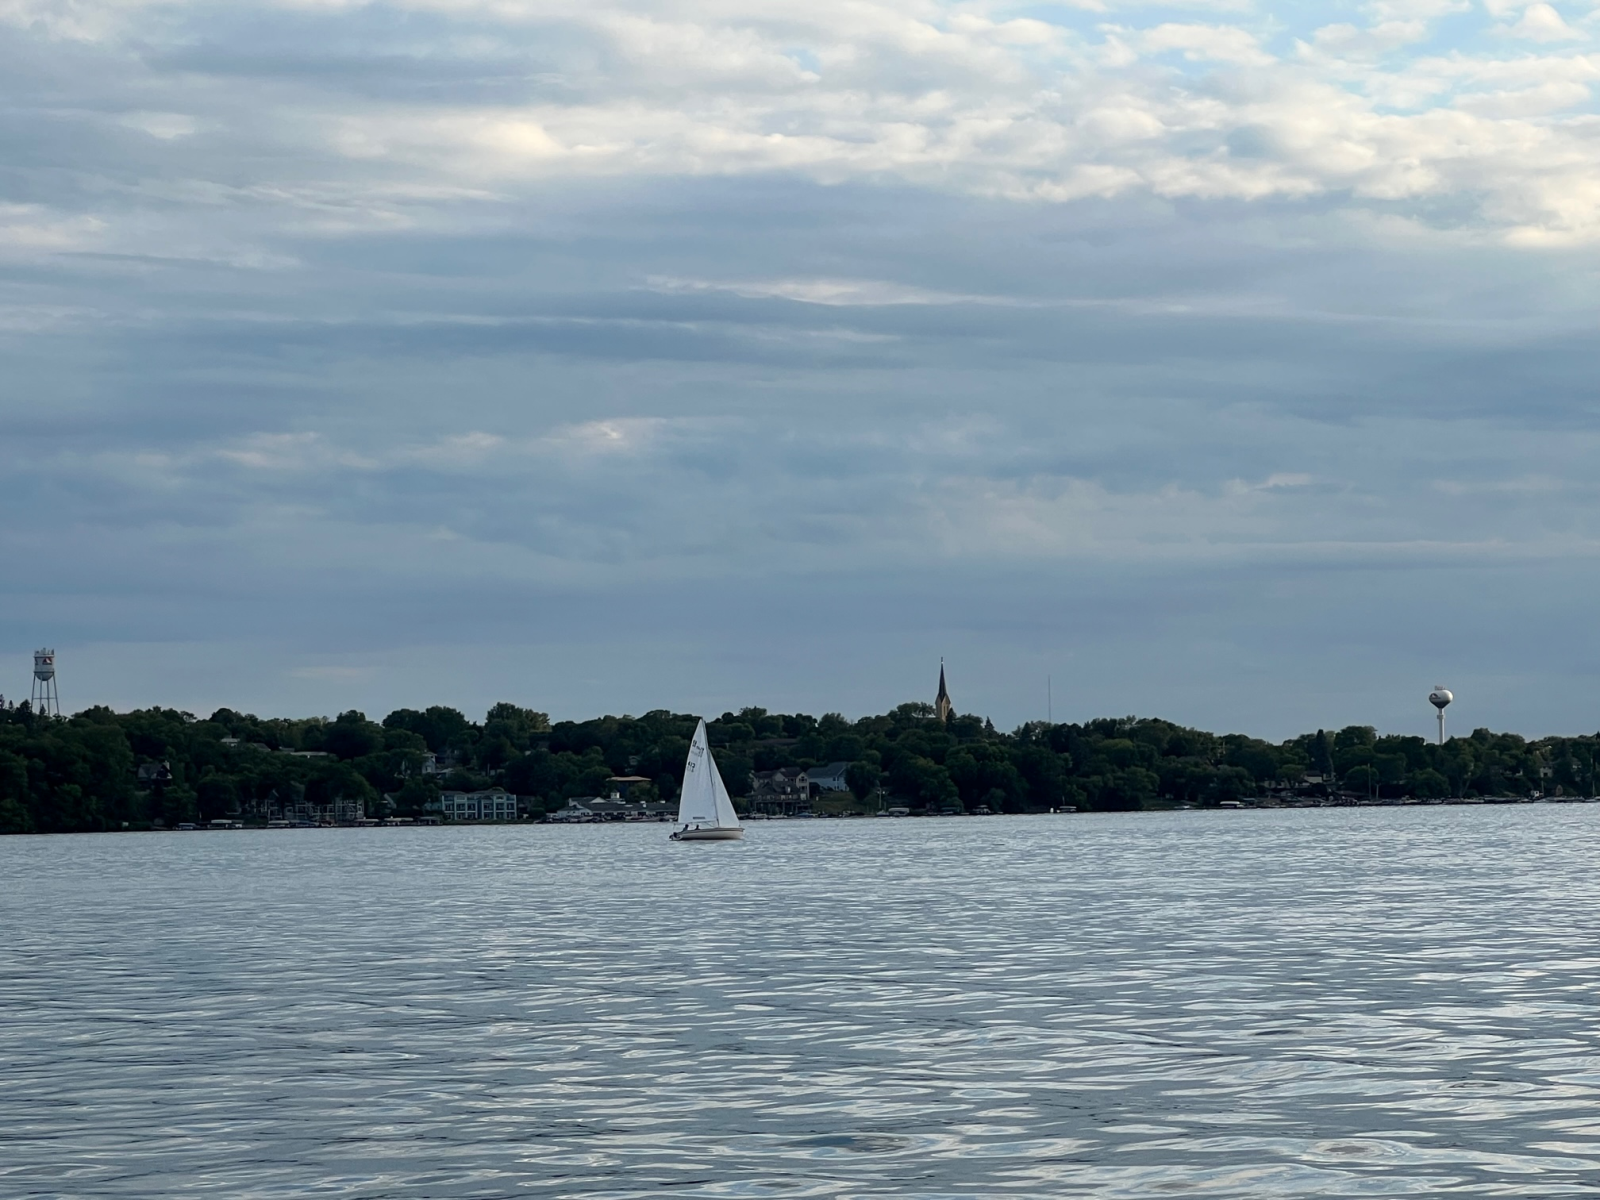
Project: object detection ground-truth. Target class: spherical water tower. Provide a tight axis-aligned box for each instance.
[1428,686,1452,746]
[32,648,59,717]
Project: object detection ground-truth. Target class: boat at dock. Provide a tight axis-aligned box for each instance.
[671,719,744,842]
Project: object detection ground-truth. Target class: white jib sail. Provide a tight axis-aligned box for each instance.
[678,718,741,829]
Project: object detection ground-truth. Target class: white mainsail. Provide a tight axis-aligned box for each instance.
[677,718,741,831]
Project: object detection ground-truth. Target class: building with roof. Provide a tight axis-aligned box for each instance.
[750,768,811,815]
[438,787,520,822]
[807,761,853,793]
[548,795,673,822]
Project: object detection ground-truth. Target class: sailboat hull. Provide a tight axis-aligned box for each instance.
[671,827,744,841]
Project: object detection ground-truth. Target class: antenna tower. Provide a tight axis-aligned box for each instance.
[32,649,59,717]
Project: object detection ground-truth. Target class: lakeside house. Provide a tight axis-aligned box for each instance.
[272,791,366,825]
[806,762,853,794]
[549,794,674,822]
[605,775,653,798]
[398,751,453,777]
[229,788,368,825]
[437,787,520,821]
[749,768,812,816]
[136,761,173,785]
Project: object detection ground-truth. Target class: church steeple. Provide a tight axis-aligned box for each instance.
[935,659,952,723]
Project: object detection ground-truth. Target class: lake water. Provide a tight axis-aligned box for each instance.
[5,808,1600,1198]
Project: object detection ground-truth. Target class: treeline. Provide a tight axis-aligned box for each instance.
[1,698,1595,833]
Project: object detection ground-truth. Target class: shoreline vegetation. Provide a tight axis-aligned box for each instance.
[0,700,1592,835]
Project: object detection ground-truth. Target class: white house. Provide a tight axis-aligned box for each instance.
[807,761,854,793]
[549,795,673,822]
[438,787,520,821]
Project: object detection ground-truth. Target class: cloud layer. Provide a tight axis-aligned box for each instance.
[4,0,1600,735]
[8,0,1600,245]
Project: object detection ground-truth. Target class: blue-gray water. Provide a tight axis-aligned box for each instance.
[4,809,1600,1198]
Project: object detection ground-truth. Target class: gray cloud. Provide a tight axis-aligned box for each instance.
[5,2,1600,735]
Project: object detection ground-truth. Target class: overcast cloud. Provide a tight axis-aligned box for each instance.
[4,0,1600,737]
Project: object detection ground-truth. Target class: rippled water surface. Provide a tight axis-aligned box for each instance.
[6,809,1600,1198]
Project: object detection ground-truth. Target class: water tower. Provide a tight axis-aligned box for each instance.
[32,648,59,717]
[1428,686,1452,745]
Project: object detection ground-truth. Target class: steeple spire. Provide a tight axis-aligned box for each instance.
[935,658,952,723]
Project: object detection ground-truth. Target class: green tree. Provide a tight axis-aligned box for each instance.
[846,760,881,802]
[0,749,31,833]
[888,754,957,811]
[383,706,473,755]
[392,776,439,817]
[1408,768,1450,799]
[324,711,384,760]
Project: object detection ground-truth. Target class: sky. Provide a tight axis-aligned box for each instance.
[4,0,1600,740]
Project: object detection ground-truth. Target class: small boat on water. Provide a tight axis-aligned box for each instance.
[671,718,744,842]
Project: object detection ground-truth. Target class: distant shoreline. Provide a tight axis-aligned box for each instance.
[27,793,1591,837]
[2,701,1586,835]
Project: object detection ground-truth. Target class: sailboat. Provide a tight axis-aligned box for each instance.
[671,718,744,841]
